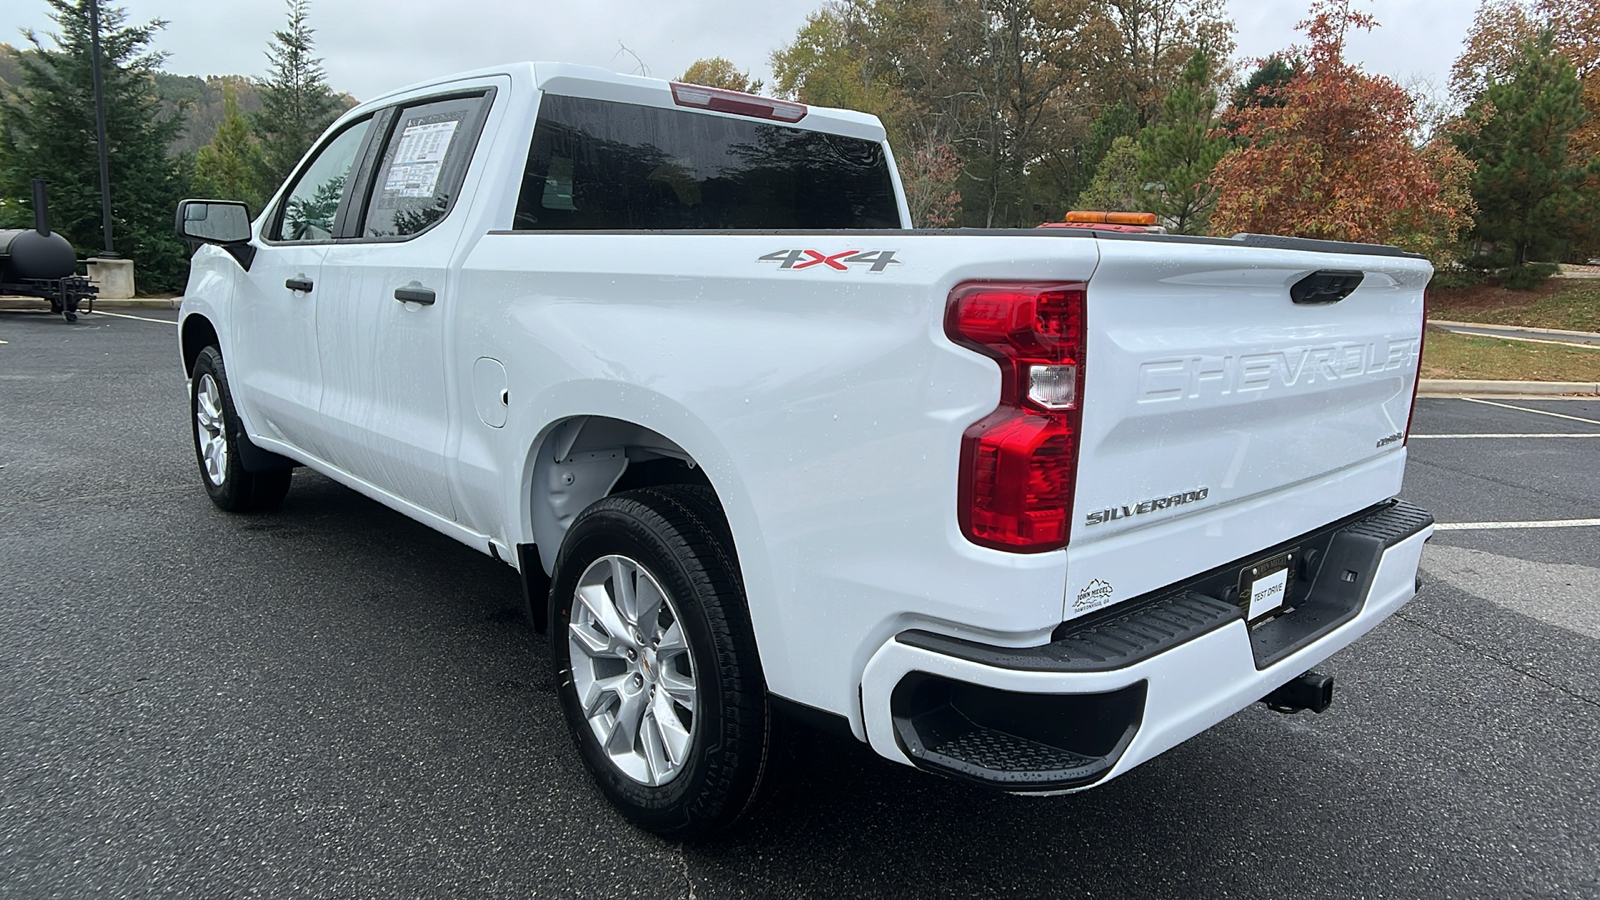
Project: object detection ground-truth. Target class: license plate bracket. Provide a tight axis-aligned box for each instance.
[1240,550,1296,622]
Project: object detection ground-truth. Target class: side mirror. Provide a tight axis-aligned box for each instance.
[175,199,252,245]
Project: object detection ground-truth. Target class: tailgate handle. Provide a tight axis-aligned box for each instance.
[1291,270,1364,305]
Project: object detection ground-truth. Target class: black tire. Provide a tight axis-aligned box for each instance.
[550,485,773,839]
[190,345,292,513]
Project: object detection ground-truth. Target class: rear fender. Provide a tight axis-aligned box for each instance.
[511,387,774,652]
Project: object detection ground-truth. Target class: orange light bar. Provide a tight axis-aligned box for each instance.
[1064,211,1158,226]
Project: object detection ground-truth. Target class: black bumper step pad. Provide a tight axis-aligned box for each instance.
[900,590,1239,673]
[896,499,1434,674]
[1339,499,1435,547]
[938,729,1100,775]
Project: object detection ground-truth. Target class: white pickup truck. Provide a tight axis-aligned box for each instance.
[175,62,1434,838]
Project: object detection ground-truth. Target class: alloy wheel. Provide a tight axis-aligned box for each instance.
[566,554,698,786]
[195,373,228,487]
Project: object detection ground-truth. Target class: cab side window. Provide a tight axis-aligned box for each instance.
[270,118,372,242]
[361,94,489,239]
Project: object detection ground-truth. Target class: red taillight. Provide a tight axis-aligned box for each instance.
[946,282,1087,553]
[669,83,807,123]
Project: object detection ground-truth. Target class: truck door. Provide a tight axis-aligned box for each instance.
[232,116,374,460]
[313,89,495,521]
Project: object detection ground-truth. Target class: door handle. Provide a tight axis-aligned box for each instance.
[284,276,314,293]
[394,286,436,305]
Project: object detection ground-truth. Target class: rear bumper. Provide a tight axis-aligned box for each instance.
[859,500,1433,791]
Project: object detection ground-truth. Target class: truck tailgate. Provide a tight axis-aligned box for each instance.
[1069,238,1429,579]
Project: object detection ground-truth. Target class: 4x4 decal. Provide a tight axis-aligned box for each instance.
[759,249,902,273]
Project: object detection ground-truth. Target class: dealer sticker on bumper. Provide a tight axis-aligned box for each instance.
[1242,551,1295,621]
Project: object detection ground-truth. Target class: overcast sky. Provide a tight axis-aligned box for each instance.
[7,0,1476,101]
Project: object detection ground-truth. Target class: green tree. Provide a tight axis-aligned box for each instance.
[773,0,1130,228]
[255,0,341,190]
[0,0,190,291]
[678,57,760,94]
[193,82,269,214]
[770,2,924,145]
[1448,0,1600,258]
[1135,48,1226,233]
[1037,100,1136,213]
[1232,55,1298,109]
[281,172,344,240]
[1075,134,1142,211]
[1453,30,1598,272]
[771,0,1235,228]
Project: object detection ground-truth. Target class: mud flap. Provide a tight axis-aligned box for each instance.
[517,543,550,633]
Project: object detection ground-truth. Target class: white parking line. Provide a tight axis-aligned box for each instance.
[1435,519,1600,531]
[1461,397,1600,426]
[92,310,178,326]
[1410,433,1600,439]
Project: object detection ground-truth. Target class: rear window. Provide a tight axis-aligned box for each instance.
[513,94,900,230]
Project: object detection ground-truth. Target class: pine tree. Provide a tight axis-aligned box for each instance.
[1135,48,1227,234]
[1060,102,1137,211]
[193,81,269,214]
[1453,29,1598,273]
[255,0,341,190]
[1076,135,1142,212]
[0,0,190,291]
[1233,56,1299,110]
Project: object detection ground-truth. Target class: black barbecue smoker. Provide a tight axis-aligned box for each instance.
[0,180,97,323]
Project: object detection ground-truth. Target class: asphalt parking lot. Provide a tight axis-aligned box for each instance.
[3,307,1598,899]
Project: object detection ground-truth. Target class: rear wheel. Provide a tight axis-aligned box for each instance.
[190,345,291,512]
[550,486,773,838]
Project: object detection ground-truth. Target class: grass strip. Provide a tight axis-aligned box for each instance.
[1428,280,1600,333]
[1422,328,1600,382]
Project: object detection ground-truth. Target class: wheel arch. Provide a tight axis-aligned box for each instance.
[182,312,294,474]
[506,388,773,656]
[523,414,724,578]
[180,311,219,376]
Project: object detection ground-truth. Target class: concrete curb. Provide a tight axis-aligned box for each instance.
[1420,379,1600,397]
[0,297,180,310]
[1430,320,1600,340]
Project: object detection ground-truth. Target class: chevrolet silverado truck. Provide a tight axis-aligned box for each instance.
[174,62,1434,838]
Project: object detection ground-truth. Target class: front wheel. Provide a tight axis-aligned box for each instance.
[550,486,774,839]
[190,345,291,512]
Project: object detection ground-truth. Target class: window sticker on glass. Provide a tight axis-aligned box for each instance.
[384,120,460,198]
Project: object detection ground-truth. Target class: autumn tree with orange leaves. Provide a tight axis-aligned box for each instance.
[1207,0,1473,257]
